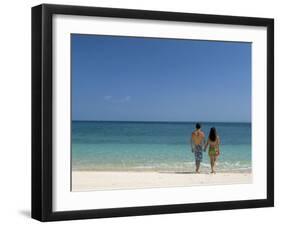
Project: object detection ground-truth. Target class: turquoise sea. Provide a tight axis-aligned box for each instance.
[72,121,251,172]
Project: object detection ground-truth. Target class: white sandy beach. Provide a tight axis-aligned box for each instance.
[72,171,252,191]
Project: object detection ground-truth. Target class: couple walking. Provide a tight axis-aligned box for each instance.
[190,123,220,174]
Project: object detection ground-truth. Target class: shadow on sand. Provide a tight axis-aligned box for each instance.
[159,171,198,174]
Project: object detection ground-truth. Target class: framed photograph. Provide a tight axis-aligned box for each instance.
[32,4,274,221]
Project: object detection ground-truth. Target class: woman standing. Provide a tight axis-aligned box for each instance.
[205,127,220,173]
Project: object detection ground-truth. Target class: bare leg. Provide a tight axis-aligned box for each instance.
[209,156,212,173]
[210,156,215,173]
[195,160,200,173]
[213,156,217,174]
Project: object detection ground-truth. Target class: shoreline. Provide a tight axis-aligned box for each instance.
[72,168,252,173]
[72,170,252,192]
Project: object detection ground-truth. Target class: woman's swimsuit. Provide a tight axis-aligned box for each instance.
[208,135,220,156]
[209,146,217,156]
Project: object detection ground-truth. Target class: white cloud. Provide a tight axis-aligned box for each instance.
[104,95,112,101]
[123,96,131,102]
[103,95,131,103]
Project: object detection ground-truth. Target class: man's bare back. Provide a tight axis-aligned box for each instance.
[192,130,205,145]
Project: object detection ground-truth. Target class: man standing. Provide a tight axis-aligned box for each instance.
[191,123,205,173]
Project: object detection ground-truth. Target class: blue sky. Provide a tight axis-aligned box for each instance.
[72,34,251,122]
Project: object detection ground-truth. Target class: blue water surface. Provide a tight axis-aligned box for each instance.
[72,121,251,172]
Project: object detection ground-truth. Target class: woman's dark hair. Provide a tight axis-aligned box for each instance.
[209,127,217,142]
[195,123,201,129]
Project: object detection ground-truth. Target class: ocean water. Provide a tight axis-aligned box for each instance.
[72,121,251,172]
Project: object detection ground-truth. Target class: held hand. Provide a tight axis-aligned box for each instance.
[203,143,208,152]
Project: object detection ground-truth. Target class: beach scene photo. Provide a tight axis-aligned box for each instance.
[71,34,252,191]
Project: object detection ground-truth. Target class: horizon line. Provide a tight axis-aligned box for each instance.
[72,120,251,124]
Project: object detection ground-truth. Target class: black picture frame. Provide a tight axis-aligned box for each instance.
[32,3,274,222]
